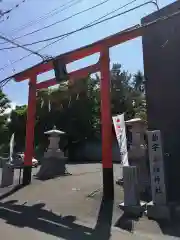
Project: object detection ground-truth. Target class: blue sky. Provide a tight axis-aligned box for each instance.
[0,0,175,105]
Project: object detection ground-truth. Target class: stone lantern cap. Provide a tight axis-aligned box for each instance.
[125,118,146,126]
[44,126,65,136]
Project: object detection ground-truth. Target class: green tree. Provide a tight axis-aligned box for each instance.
[111,63,135,119]
[110,64,147,121]
[0,90,10,114]
[0,90,11,153]
[8,105,27,152]
[132,70,147,121]
[132,70,145,93]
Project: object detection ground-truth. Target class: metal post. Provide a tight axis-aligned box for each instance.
[22,76,37,185]
[100,47,114,200]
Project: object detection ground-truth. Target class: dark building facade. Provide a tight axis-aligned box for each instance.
[142,1,180,202]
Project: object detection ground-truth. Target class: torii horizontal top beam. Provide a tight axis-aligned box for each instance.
[13,24,142,82]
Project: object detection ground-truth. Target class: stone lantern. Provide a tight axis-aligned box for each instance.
[126,118,147,159]
[44,126,65,158]
[125,118,150,193]
[36,126,67,180]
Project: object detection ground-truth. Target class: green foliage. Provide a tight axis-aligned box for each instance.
[132,70,145,93]
[110,63,146,121]
[8,105,27,152]
[0,90,11,153]
[0,89,10,115]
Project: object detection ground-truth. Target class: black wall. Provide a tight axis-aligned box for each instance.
[142,1,180,202]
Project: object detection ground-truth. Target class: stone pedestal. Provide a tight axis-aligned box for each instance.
[1,163,14,187]
[119,201,146,216]
[147,201,171,220]
[35,155,67,180]
[119,166,146,216]
[44,149,65,159]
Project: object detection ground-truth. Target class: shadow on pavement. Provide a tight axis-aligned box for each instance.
[115,213,139,233]
[0,184,24,201]
[0,197,113,240]
[156,219,180,238]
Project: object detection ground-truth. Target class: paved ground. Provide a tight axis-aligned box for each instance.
[0,163,179,239]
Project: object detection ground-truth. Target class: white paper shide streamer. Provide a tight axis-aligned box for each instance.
[112,113,129,166]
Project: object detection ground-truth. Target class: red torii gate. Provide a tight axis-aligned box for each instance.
[12,25,142,199]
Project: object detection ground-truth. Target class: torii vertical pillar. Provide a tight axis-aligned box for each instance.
[100,48,114,199]
[23,76,37,185]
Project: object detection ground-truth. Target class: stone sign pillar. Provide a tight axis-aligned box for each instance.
[147,130,170,219]
[147,130,166,204]
[36,126,67,180]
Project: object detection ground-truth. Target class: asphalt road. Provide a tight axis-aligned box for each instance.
[0,163,178,240]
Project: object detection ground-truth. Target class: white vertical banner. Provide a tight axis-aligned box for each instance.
[9,133,15,163]
[147,130,167,205]
[112,113,129,166]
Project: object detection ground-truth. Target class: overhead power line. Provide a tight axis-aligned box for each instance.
[3,0,83,37]
[0,1,159,50]
[1,2,177,88]
[0,0,159,76]
[39,0,139,53]
[0,34,45,60]
[0,0,141,73]
[0,0,111,43]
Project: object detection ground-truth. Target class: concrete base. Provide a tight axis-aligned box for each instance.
[147,201,171,220]
[1,164,14,187]
[119,201,146,216]
[35,157,67,180]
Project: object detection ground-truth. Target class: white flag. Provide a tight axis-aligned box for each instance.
[112,113,129,166]
[9,133,15,162]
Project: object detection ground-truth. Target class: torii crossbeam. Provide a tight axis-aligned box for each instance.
[12,25,142,199]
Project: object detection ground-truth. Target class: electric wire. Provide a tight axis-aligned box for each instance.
[0,34,45,60]
[38,0,139,54]
[0,0,141,74]
[0,0,142,78]
[1,0,83,38]
[0,0,171,88]
[0,0,111,44]
[0,1,159,50]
